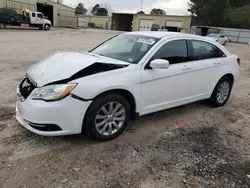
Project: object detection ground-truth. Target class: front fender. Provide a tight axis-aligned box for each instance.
[70,71,142,112]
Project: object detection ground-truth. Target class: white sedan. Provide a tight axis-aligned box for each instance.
[206,34,228,45]
[16,32,240,141]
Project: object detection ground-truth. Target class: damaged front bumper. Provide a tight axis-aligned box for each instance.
[16,95,92,136]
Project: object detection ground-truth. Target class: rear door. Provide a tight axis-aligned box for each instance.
[219,35,226,44]
[2,9,10,21]
[188,39,227,99]
[29,12,37,24]
[0,9,4,22]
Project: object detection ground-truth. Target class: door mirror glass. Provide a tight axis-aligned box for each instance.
[150,59,170,69]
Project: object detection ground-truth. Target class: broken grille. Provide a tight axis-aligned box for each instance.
[19,77,36,99]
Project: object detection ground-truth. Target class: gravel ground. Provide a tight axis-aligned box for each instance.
[0,28,250,188]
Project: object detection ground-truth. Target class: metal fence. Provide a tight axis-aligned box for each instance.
[220,28,250,44]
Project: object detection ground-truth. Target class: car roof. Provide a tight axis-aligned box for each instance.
[207,34,220,36]
[124,31,204,39]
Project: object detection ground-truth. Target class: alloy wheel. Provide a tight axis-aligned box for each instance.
[95,102,126,136]
[216,81,230,104]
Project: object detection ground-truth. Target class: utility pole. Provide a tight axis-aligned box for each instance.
[225,0,230,10]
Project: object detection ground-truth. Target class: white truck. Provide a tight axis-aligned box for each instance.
[0,8,51,30]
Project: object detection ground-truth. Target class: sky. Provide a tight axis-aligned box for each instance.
[63,0,190,15]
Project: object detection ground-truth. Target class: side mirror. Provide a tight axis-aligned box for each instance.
[150,59,170,69]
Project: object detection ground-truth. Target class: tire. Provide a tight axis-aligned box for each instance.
[83,93,131,141]
[44,24,50,31]
[9,16,15,22]
[223,40,228,45]
[0,23,5,29]
[208,76,233,107]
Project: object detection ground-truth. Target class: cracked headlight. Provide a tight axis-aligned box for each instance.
[31,84,77,101]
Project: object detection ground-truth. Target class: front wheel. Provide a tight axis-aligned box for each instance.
[44,24,51,31]
[0,23,5,29]
[208,77,232,107]
[9,16,15,22]
[83,93,131,141]
[223,40,228,45]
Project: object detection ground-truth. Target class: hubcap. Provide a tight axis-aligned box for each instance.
[216,81,230,104]
[0,24,4,28]
[95,102,126,136]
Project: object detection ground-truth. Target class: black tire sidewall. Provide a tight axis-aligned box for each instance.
[0,23,5,29]
[210,77,232,107]
[44,24,50,30]
[84,94,131,141]
[9,17,15,22]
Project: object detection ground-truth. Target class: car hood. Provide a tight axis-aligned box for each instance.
[27,52,129,87]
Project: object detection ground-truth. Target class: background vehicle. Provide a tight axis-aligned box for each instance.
[206,34,228,45]
[16,32,240,141]
[0,8,19,24]
[0,8,51,30]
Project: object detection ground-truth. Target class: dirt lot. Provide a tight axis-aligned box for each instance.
[0,28,250,188]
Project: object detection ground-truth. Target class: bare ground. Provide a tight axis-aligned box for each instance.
[0,28,250,188]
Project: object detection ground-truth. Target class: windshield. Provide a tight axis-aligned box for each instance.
[90,34,159,64]
[206,34,219,38]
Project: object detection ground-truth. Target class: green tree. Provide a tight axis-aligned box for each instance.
[57,0,63,4]
[137,11,145,14]
[188,0,250,26]
[91,4,100,15]
[96,8,108,16]
[224,5,250,28]
[75,3,87,14]
[188,0,228,26]
[150,8,166,15]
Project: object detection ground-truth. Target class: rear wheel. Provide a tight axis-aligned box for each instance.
[0,23,5,29]
[44,24,51,31]
[83,93,131,141]
[9,16,15,22]
[208,76,232,107]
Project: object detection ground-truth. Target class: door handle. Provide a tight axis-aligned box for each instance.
[181,65,191,70]
[214,59,221,65]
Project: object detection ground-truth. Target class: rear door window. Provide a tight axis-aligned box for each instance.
[191,40,220,60]
[3,9,10,14]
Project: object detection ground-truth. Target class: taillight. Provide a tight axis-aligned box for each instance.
[237,58,240,66]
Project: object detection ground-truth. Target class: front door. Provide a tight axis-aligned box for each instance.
[36,13,44,25]
[140,39,193,115]
[30,12,43,25]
